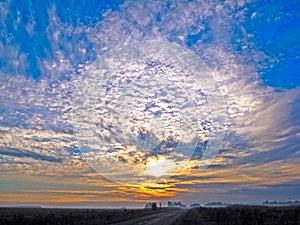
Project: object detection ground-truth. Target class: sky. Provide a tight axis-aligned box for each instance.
[0,0,300,208]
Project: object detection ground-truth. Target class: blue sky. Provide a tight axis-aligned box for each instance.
[0,0,299,207]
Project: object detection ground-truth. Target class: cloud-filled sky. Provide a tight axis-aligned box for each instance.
[0,0,300,207]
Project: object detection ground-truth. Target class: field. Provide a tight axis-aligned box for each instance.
[0,206,299,225]
[0,207,173,225]
[176,205,300,225]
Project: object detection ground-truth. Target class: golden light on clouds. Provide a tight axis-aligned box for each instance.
[144,157,178,177]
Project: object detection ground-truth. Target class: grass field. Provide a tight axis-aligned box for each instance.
[1,206,299,225]
[0,207,173,225]
[176,205,300,225]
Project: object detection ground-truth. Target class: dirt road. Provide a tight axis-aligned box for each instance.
[110,209,187,225]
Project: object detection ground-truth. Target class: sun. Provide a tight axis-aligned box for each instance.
[145,157,178,177]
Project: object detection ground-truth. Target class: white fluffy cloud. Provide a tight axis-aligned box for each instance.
[0,0,299,201]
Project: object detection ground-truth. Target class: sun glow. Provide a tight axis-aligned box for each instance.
[145,157,177,177]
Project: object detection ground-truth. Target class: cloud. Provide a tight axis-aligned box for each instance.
[0,148,62,163]
[0,0,299,205]
[224,180,300,200]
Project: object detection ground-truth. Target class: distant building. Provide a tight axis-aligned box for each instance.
[168,201,186,208]
[145,202,153,209]
[145,202,158,209]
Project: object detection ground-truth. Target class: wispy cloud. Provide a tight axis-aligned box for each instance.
[0,0,299,205]
[0,148,62,163]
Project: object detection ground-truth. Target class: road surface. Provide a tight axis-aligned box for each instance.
[110,209,187,225]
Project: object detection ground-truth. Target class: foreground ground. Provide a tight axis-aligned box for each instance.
[175,205,300,225]
[0,207,181,225]
[0,206,299,225]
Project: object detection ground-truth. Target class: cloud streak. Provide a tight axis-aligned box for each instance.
[0,148,62,163]
[0,0,299,205]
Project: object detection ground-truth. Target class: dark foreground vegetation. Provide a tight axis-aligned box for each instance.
[1,206,299,225]
[0,207,171,225]
[176,205,300,225]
